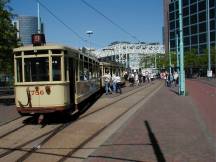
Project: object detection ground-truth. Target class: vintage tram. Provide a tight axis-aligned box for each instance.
[100,61,126,87]
[13,44,100,118]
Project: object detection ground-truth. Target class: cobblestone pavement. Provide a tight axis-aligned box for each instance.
[85,79,216,162]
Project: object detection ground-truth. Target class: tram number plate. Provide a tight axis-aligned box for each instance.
[31,90,44,96]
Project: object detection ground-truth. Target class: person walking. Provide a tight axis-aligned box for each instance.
[112,74,117,93]
[103,72,112,95]
[115,74,122,94]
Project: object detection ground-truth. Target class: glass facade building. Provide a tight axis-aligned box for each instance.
[15,16,44,45]
[169,0,216,54]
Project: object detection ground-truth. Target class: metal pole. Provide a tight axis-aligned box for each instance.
[178,0,185,96]
[207,0,212,78]
[169,50,172,79]
[37,2,41,33]
[176,33,180,93]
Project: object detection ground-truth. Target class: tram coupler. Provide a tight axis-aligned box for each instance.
[38,114,44,124]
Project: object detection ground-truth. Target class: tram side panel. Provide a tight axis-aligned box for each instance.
[15,83,71,114]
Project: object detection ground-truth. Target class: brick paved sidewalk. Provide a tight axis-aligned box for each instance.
[85,81,216,162]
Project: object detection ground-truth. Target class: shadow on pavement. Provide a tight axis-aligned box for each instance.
[144,120,166,162]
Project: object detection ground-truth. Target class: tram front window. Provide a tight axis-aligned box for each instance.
[52,57,61,81]
[16,58,23,82]
[24,57,49,82]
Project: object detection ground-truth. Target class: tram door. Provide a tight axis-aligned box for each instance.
[69,58,75,105]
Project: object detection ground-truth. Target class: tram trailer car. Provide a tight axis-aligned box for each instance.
[13,44,101,116]
[100,61,126,88]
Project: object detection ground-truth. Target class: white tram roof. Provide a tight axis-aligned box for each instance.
[13,44,98,61]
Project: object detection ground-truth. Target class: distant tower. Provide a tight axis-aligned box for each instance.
[14,16,44,45]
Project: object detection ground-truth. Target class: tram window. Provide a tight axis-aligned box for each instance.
[24,57,49,82]
[24,50,48,55]
[14,52,21,56]
[52,50,62,54]
[84,56,88,62]
[89,62,93,79]
[75,59,78,81]
[84,62,89,80]
[52,57,61,81]
[16,58,23,82]
[79,60,84,80]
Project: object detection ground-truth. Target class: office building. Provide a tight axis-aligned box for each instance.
[13,16,44,45]
[166,0,216,54]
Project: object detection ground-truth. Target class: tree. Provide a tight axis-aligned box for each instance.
[0,0,19,75]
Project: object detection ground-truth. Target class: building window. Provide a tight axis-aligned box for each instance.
[199,22,206,33]
[190,4,197,14]
[191,25,197,34]
[183,0,189,6]
[199,11,206,22]
[183,7,189,16]
[183,17,189,26]
[169,12,175,21]
[169,3,175,12]
[190,0,197,4]
[210,8,215,19]
[210,0,214,8]
[170,21,175,30]
[190,14,197,24]
[199,33,206,43]
[170,31,175,39]
[183,27,190,36]
[210,32,215,42]
[184,36,190,45]
[191,35,198,45]
[198,1,206,12]
[170,40,176,49]
[210,20,215,30]
[199,44,207,54]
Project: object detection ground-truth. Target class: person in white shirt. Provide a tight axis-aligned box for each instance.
[103,72,112,95]
[115,74,122,94]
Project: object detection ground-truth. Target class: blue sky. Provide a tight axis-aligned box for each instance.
[9,0,164,49]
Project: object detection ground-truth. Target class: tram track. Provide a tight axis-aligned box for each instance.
[0,81,161,161]
[58,81,163,162]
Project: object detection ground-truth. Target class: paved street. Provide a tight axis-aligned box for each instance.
[0,79,216,161]
[85,79,216,162]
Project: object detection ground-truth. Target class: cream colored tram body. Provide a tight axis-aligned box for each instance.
[100,61,126,87]
[13,44,100,115]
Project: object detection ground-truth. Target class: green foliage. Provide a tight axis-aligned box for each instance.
[0,0,19,75]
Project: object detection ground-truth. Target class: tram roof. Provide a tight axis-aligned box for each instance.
[13,44,78,52]
[13,44,98,61]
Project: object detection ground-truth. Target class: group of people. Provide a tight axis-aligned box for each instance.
[103,72,122,95]
[160,71,179,87]
[126,71,155,87]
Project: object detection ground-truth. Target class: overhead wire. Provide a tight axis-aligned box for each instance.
[80,0,140,43]
[35,0,86,43]
[35,0,106,48]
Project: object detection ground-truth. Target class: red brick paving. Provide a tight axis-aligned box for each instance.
[186,79,216,139]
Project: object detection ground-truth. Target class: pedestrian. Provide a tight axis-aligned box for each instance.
[115,74,122,94]
[103,71,112,95]
[173,71,179,86]
[112,74,117,93]
[135,72,139,86]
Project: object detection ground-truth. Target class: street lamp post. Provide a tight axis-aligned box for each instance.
[86,30,93,54]
[178,0,185,96]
